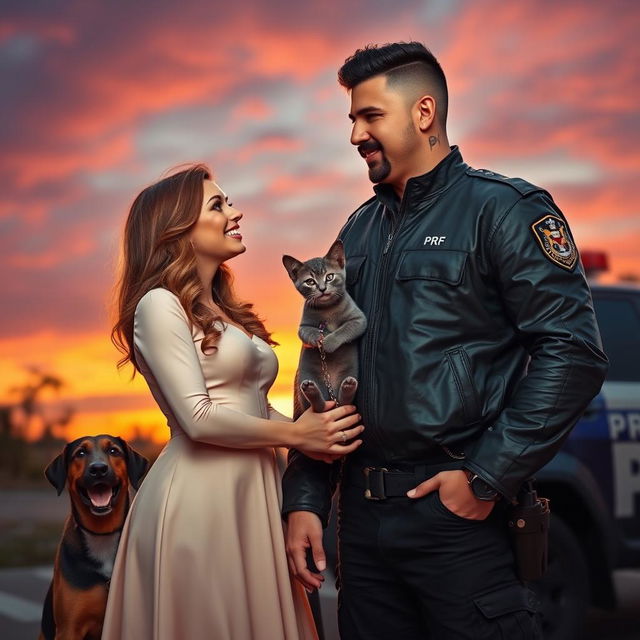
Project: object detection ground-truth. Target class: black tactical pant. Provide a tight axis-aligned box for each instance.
[336,463,541,640]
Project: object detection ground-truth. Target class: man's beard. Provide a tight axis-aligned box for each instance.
[359,139,391,184]
[368,155,391,183]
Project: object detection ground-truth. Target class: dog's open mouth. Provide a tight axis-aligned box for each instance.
[79,483,121,515]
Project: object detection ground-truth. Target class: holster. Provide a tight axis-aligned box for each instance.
[507,480,550,582]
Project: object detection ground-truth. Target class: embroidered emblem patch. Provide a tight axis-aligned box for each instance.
[531,214,578,270]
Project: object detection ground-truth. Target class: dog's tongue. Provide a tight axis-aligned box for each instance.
[88,486,112,508]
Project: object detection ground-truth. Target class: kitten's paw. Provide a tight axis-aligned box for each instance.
[321,335,341,353]
[338,376,358,405]
[300,379,315,392]
[300,328,324,348]
[300,380,326,413]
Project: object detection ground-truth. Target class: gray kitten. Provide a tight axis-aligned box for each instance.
[282,239,367,419]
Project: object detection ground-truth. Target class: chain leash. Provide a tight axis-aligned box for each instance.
[317,323,340,406]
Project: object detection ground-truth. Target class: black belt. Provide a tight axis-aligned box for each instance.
[343,458,466,501]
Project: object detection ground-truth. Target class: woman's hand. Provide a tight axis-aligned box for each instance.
[292,403,364,459]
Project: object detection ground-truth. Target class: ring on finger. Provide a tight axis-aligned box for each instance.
[340,430,347,444]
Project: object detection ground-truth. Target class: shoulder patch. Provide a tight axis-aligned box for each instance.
[530,214,578,271]
[466,168,545,197]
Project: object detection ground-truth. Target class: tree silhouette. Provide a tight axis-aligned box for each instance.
[9,366,73,440]
[0,367,74,479]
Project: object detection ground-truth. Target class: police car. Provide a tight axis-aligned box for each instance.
[532,250,640,640]
[315,250,640,640]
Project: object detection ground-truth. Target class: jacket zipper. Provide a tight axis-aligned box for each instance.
[383,232,393,254]
[361,202,407,463]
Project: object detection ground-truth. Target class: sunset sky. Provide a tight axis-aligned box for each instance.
[1,0,638,443]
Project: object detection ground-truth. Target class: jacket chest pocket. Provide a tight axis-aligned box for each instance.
[396,249,468,285]
[395,249,469,308]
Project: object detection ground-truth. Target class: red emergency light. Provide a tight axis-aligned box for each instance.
[581,250,609,274]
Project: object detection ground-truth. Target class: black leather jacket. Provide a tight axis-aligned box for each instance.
[282,146,608,522]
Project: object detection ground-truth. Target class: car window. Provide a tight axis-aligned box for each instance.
[592,295,640,382]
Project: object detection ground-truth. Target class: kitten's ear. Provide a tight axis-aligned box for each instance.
[325,239,345,269]
[282,255,304,280]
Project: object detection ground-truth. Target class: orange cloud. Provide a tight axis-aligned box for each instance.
[266,171,346,197]
[5,132,134,189]
[230,97,274,124]
[0,20,75,46]
[235,135,304,162]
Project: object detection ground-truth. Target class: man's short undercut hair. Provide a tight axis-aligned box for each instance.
[338,42,448,126]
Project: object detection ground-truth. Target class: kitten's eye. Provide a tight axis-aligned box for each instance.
[304,278,316,287]
[325,274,334,282]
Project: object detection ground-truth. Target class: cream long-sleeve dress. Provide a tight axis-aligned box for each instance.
[102,288,317,640]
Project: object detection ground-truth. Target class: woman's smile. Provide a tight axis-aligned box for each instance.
[224,226,242,241]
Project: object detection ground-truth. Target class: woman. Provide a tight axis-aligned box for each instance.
[103,165,363,640]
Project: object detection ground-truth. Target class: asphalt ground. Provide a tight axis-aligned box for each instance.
[3,564,640,638]
[1,490,639,639]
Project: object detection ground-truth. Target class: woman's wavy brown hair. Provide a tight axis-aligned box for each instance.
[111,164,276,374]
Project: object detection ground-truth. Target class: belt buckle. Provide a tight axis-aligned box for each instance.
[364,467,388,500]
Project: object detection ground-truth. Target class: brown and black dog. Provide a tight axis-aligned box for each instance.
[39,435,149,640]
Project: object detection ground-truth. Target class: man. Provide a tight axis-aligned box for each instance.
[283,42,608,639]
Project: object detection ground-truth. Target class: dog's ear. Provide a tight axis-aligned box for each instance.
[116,438,149,490]
[45,449,68,495]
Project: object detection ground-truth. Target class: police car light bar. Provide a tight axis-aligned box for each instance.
[581,250,609,274]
